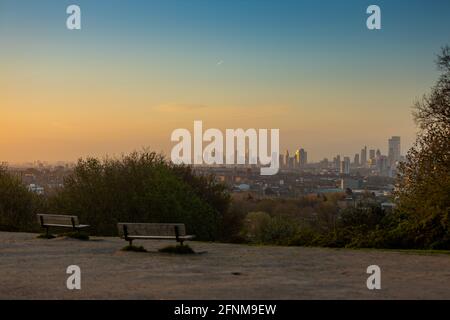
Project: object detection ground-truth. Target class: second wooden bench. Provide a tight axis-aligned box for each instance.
[117,223,195,246]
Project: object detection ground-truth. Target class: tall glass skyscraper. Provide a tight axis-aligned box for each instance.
[388,136,401,166]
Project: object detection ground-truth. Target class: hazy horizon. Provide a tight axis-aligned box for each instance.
[2,0,450,163]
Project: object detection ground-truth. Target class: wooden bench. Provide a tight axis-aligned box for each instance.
[37,214,89,236]
[117,223,195,246]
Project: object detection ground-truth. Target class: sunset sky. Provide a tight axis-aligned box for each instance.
[1,0,450,163]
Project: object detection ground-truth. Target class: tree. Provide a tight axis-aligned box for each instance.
[0,165,40,232]
[395,46,450,249]
[50,151,230,240]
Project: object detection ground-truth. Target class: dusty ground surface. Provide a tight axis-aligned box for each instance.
[0,231,449,299]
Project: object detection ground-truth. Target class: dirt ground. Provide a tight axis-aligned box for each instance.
[0,231,449,299]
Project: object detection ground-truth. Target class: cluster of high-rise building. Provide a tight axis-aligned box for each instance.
[280,148,308,169]
[281,136,402,178]
[331,136,402,177]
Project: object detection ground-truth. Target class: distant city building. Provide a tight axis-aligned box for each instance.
[353,153,360,166]
[284,150,290,168]
[361,146,367,167]
[369,149,376,160]
[279,154,284,168]
[28,183,44,195]
[299,148,307,167]
[288,156,294,169]
[388,136,401,166]
[340,177,362,190]
[237,183,250,191]
[294,149,300,168]
[376,149,381,159]
[320,158,329,169]
[377,155,389,176]
[340,157,350,174]
[334,155,341,171]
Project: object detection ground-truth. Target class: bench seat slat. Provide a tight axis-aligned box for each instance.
[117,223,187,237]
[123,235,195,240]
[41,223,89,228]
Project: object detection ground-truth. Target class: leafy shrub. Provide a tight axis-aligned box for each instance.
[287,226,317,246]
[241,211,299,245]
[49,151,230,240]
[217,201,247,243]
[0,166,42,232]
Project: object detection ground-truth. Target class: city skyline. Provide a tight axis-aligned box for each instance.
[5,135,401,168]
[2,0,450,162]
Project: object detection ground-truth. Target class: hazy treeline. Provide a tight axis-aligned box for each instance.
[224,192,448,249]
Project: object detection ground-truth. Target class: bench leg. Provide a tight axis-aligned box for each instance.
[128,239,133,246]
[46,227,49,237]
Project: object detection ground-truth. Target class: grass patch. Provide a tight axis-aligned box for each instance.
[59,231,90,241]
[37,233,56,239]
[121,245,147,252]
[158,244,195,254]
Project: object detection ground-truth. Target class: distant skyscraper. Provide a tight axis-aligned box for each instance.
[294,149,300,168]
[377,155,389,176]
[388,136,401,166]
[340,157,350,174]
[376,149,381,159]
[334,155,341,170]
[321,158,329,169]
[299,148,307,167]
[353,153,360,166]
[369,149,375,160]
[361,146,367,167]
[284,150,290,168]
[344,156,350,169]
[288,156,294,169]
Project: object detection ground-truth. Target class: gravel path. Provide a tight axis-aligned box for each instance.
[0,232,449,299]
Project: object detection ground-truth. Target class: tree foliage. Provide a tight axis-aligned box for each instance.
[0,165,40,232]
[395,46,450,249]
[50,151,230,240]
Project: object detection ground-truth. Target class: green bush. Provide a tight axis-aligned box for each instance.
[241,212,299,245]
[382,210,450,249]
[288,226,322,247]
[49,151,230,240]
[0,166,42,233]
[216,201,247,243]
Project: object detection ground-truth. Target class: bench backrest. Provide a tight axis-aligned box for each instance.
[117,223,187,237]
[37,214,79,227]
